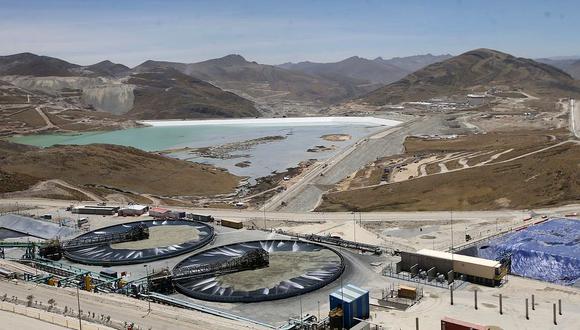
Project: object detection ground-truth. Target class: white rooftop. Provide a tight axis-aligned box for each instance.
[416,249,501,268]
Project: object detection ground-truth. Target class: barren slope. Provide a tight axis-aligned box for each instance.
[360,48,580,105]
[318,132,580,211]
[126,67,259,119]
[0,142,241,196]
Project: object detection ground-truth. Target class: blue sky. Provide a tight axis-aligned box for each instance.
[0,0,578,66]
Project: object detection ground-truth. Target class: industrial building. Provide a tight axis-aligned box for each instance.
[398,249,508,286]
[0,214,74,240]
[329,284,369,329]
[71,205,120,215]
[441,316,487,330]
[118,204,149,216]
[149,207,171,218]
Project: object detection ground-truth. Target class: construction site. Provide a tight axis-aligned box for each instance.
[0,200,578,330]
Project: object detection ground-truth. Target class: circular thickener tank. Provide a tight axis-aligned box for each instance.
[64,219,214,265]
[172,239,345,303]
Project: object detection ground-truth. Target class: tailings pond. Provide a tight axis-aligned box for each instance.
[12,117,398,181]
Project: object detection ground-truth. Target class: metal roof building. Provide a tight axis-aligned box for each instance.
[329,284,369,329]
[399,249,508,286]
[0,214,75,240]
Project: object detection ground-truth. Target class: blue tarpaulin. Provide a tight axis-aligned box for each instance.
[460,218,580,286]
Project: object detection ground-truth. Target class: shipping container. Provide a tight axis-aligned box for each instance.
[398,285,417,300]
[220,219,243,229]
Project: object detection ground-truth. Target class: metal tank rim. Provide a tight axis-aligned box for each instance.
[63,219,214,266]
[172,239,346,303]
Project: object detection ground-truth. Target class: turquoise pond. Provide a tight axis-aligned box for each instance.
[11,123,383,181]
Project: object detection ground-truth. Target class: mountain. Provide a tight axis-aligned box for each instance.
[0,53,259,119]
[0,53,80,76]
[536,58,580,79]
[374,54,453,73]
[567,61,580,80]
[126,66,259,119]
[278,56,407,84]
[183,54,364,103]
[85,60,130,77]
[134,55,366,104]
[360,48,580,105]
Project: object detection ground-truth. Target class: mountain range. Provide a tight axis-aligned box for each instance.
[1,50,579,119]
[278,54,452,84]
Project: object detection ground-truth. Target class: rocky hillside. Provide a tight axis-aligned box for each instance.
[85,60,131,77]
[126,66,258,119]
[373,54,452,73]
[135,55,364,104]
[537,58,580,79]
[0,142,241,196]
[279,54,451,85]
[279,56,407,85]
[0,53,80,76]
[0,53,259,119]
[360,48,580,105]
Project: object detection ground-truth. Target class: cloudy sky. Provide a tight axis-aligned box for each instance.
[1,0,578,66]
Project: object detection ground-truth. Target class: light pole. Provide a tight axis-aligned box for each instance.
[144,265,151,314]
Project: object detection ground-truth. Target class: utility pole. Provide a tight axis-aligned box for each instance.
[299,295,303,329]
[76,285,82,330]
[263,194,267,230]
[144,265,151,314]
[353,212,356,243]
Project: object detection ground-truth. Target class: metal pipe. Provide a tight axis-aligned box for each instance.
[415,317,419,330]
[558,299,562,315]
[553,303,557,325]
[450,285,454,305]
[525,298,529,320]
[499,294,503,315]
[531,294,535,310]
[474,290,478,310]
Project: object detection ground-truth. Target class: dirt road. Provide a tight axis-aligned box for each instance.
[265,116,449,212]
[571,98,580,138]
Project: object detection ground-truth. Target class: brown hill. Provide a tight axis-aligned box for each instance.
[85,60,130,77]
[374,54,453,73]
[360,49,580,105]
[0,142,240,196]
[536,58,580,79]
[278,56,408,84]
[135,55,364,103]
[317,132,580,212]
[0,53,80,76]
[126,67,259,119]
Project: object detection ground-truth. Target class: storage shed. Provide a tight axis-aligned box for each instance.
[118,205,149,216]
[149,207,171,219]
[329,284,369,329]
[72,206,119,215]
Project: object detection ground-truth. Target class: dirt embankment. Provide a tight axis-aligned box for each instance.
[0,142,241,198]
[318,130,579,211]
[159,135,286,159]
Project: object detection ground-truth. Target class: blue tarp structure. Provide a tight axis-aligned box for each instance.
[460,218,580,286]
